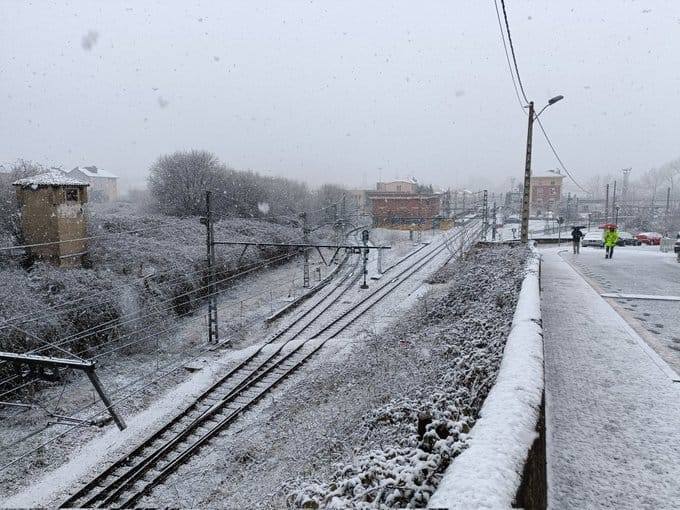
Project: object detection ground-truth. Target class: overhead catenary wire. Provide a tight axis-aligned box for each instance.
[0,222,420,469]
[0,250,298,391]
[0,246,338,395]
[0,226,363,464]
[0,224,358,376]
[0,222,184,253]
[0,235,303,328]
[0,231,361,457]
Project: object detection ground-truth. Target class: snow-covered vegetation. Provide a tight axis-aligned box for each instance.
[146,243,528,508]
[282,244,528,508]
[147,150,347,223]
[0,203,328,391]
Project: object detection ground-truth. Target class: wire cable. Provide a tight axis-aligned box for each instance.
[494,0,589,194]
[493,0,526,111]
[535,118,590,193]
[499,0,529,103]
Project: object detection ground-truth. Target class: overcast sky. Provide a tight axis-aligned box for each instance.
[2,1,679,193]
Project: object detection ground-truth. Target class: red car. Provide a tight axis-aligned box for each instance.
[635,232,662,245]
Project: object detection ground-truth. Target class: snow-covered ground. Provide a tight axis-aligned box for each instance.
[541,248,680,508]
[563,245,680,374]
[0,248,339,500]
[132,242,528,508]
[0,226,433,505]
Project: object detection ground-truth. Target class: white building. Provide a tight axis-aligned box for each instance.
[67,166,118,202]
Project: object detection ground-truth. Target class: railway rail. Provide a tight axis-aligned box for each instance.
[60,221,480,508]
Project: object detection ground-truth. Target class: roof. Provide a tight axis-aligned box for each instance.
[378,179,417,185]
[368,192,442,200]
[13,170,89,187]
[69,165,118,179]
[532,171,565,179]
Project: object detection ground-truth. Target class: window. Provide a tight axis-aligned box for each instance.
[64,187,79,202]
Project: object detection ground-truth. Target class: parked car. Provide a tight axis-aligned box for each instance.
[505,215,521,224]
[618,231,641,246]
[582,231,604,248]
[674,233,680,254]
[635,232,663,245]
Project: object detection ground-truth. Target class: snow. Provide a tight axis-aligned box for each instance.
[12,170,89,187]
[2,344,260,508]
[600,292,680,301]
[428,246,543,509]
[541,248,680,508]
[68,166,118,179]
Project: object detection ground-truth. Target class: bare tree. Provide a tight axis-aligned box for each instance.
[147,150,227,216]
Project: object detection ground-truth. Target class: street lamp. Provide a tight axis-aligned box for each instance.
[520,95,565,243]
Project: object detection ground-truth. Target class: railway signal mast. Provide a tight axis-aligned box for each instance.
[201,191,219,344]
[360,229,370,289]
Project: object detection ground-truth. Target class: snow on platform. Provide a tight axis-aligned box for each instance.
[541,249,680,508]
[600,292,680,302]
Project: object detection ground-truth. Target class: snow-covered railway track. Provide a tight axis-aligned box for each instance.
[60,221,480,508]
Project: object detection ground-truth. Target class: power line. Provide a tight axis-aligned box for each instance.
[493,0,525,111]
[535,118,590,193]
[499,0,529,103]
[494,0,589,194]
[0,223,177,252]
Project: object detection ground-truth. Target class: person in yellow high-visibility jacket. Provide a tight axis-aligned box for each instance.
[603,227,619,259]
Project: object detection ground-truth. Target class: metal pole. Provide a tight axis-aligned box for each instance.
[665,186,671,236]
[300,212,310,288]
[205,191,219,344]
[482,189,489,240]
[85,369,127,431]
[520,101,535,243]
[604,183,610,224]
[360,229,369,289]
[492,201,497,240]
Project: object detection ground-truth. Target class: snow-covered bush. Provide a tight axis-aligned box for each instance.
[287,244,528,508]
[0,205,323,393]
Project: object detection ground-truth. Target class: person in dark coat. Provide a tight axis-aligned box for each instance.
[571,227,585,254]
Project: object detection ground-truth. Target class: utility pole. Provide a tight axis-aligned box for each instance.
[492,201,498,240]
[665,186,671,236]
[202,191,219,344]
[482,189,489,240]
[444,189,451,218]
[520,101,535,243]
[300,212,310,288]
[341,194,347,233]
[360,229,369,289]
[604,183,610,224]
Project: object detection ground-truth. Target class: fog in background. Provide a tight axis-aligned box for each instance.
[2,0,679,193]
